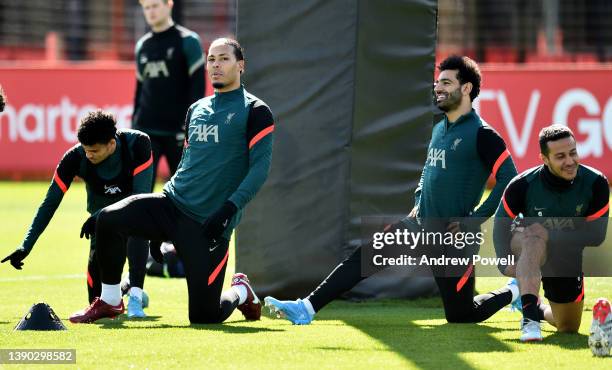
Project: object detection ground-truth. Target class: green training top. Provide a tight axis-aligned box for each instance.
[415,109,517,221]
[493,164,609,274]
[20,129,153,252]
[133,24,205,136]
[163,86,275,239]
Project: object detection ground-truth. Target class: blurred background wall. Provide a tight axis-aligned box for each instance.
[0,0,610,180]
[0,1,609,63]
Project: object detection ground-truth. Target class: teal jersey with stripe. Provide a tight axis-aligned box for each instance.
[163,86,275,239]
[416,109,517,220]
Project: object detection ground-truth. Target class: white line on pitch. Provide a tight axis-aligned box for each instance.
[0,274,83,283]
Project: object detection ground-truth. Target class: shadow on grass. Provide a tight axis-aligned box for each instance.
[314,299,514,370]
[504,331,589,350]
[94,318,284,333]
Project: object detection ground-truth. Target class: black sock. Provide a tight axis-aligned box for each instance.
[536,302,546,321]
[522,294,539,321]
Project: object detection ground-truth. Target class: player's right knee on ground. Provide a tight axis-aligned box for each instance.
[189,312,224,325]
[555,321,580,333]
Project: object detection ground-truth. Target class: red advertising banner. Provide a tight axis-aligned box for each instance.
[0,65,135,178]
[0,65,611,179]
[476,67,612,177]
[0,64,212,179]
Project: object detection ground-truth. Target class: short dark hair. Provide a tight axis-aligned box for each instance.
[539,124,575,155]
[0,85,5,112]
[213,37,245,61]
[77,110,117,146]
[438,55,481,101]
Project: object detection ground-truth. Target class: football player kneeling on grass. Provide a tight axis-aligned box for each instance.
[68,38,274,324]
[493,125,609,343]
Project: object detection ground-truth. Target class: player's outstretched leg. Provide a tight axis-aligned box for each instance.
[264,297,314,325]
[264,241,364,325]
[507,278,522,311]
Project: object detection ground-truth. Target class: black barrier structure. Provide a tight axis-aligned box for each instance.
[236,0,438,299]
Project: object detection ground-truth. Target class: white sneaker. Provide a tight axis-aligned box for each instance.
[589,298,612,357]
[520,318,543,342]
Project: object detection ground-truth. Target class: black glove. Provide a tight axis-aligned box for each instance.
[202,201,238,240]
[149,240,164,264]
[80,215,97,239]
[1,248,29,270]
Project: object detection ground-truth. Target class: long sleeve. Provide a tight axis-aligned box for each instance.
[132,40,144,125]
[131,133,154,194]
[492,175,528,273]
[21,147,81,252]
[227,101,274,209]
[182,33,205,104]
[132,80,142,126]
[472,125,518,218]
[414,163,426,210]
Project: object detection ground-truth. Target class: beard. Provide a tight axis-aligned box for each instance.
[212,82,226,89]
[549,162,578,181]
[435,87,462,112]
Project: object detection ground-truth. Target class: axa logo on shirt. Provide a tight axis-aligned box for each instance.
[143,61,169,78]
[541,218,575,231]
[189,124,219,143]
[427,148,446,169]
[104,185,122,195]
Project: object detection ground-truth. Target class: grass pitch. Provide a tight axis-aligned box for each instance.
[0,181,611,369]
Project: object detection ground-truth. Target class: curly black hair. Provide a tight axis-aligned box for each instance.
[77,110,117,145]
[539,124,575,155]
[438,55,481,101]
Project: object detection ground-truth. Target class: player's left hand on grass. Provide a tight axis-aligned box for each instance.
[80,215,97,239]
[202,201,237,240]
[1,248,29,270]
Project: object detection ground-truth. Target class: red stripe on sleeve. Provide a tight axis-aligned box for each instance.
[208,249,230,286]
[248,125,274,149]
[456,264,474,292]
[586,203,609,222]
[53,170,68,193]
[133,152,153,176]
[502,195,516,219]
[492,149,511,177]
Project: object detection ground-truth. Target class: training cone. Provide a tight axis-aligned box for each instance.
[14,302,67,331]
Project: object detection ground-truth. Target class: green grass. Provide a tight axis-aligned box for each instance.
[1,182,611,369]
